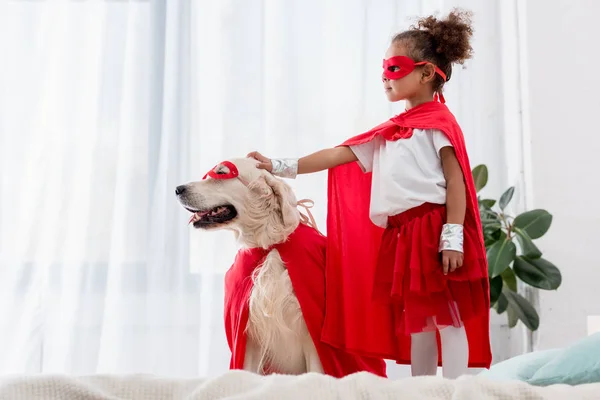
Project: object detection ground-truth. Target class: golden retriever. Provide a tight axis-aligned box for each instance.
[176,157,323,375]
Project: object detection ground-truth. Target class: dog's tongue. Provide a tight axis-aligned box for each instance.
[188,207,230,225]
[188,211,209,225]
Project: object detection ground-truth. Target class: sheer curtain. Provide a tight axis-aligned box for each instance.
[0,0,514,378]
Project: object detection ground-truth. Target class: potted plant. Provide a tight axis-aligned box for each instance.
[472,165,561,331]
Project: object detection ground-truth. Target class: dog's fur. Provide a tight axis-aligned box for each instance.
[177,158,323,375]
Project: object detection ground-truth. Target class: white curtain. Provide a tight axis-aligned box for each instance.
[0,0,514,378]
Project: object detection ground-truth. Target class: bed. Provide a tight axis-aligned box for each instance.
[0,370,599,400]
[2,333,598,399]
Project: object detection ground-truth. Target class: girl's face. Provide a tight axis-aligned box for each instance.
[382,43,433,103]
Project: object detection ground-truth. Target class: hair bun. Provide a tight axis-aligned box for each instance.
[416,8,474,65]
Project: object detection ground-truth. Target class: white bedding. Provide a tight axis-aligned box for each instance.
[0,370,598,400]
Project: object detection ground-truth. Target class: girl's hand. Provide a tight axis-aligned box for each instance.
[247,151,273,172]
[442,250,464,275]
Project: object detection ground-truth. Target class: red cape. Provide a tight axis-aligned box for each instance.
[321,101,492,368]
[224,222,387,377]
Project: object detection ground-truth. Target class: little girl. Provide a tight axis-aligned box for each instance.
[248,9,491,378]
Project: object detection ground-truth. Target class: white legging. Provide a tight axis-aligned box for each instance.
[410,325,469,379]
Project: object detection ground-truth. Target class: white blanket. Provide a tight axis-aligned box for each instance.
[0,371,598,400]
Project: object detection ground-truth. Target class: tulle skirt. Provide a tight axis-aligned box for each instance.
[373,203,488,335]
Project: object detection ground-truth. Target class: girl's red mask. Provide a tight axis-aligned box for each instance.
[382,56,447,82]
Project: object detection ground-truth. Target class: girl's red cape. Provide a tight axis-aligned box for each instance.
[322,102,492,368]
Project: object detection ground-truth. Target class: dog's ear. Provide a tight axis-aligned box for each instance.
[261,174,297,226]
[245,173,299,247]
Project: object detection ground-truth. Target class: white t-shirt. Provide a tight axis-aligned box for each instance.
[350,128,452,228]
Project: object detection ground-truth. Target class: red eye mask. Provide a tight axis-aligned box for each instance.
[202,161,248,186]
[382,56,447,82]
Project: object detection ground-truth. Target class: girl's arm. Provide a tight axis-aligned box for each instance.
[440,146,466,225]
[439,146,466,274]
[247,146,357,176]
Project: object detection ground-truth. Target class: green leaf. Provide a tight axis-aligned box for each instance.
[489,276,503,305]
[495,229,507,241]
[514,228,542,259]
[484,229,506,250]
[499,187,515,210]
[507,304,519,328]
[472,165,488,192]
[481,199,496,209]
[483,222,502,239]
[501,267,518,291]
[483,223,502,232]
[484,236,498,248]
[483,238,497,247]
[496,292,509,314]
[503,289,540,331]
[481,220,501,228]
[513,256,562,290]
[484,228,502,246]
[486,237,517,277]
[481,208,500,221]
[513,209,553,240]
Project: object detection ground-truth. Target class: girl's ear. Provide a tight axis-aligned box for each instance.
[420,63,437,84]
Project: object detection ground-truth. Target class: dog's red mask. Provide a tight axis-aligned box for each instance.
[202,160,250,187]
[382,56,447,82]
[203,161,240,181]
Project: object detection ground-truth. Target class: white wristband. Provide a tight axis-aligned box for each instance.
[271,158,298,179]
[439,223,464,253]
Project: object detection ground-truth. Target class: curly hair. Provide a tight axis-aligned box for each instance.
[393,8,474,92]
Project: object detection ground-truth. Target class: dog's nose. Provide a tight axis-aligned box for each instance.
[175,185,187,196]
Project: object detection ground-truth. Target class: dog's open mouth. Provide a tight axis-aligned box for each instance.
[187,205,238,227]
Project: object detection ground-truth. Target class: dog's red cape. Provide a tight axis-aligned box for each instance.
[321,101,492,368]
[224,222,387,377]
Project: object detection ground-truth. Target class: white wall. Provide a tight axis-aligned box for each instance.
[523,0,600,349]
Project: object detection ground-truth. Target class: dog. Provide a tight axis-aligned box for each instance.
[176,157,324,375]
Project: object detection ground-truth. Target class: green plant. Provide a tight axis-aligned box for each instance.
[472,165,561,331]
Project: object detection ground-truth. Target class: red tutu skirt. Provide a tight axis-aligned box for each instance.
[373,203,488,336]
